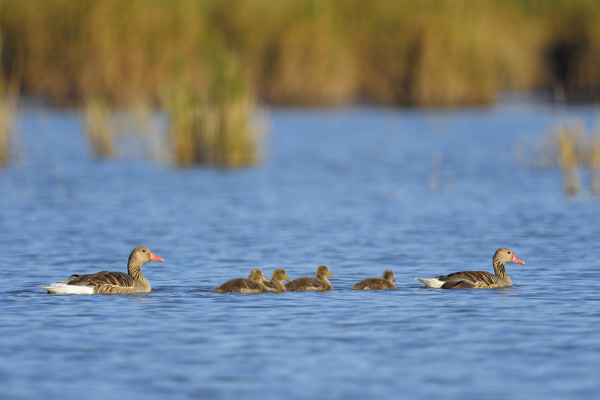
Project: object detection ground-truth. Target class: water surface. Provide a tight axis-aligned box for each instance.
[1,102,599,399]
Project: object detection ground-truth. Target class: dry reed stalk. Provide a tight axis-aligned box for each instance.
[556,126,581,195]
[85,97,115,158]
[163,51,261,167]
[590,134,600,196]
[0,98,14,167]
[215,95,260,166]
[0,33,20,168]
[165,80,261,167]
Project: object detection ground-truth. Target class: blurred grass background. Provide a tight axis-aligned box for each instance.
[2,0,600,107]
[1,0,599,166]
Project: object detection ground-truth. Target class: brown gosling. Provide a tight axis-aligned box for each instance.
[264,269,293,293]
[212,268,271,294]
[352,270,397,290]
[285,265,335,292]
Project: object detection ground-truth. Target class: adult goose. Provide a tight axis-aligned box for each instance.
[415,247,525,289]
[352,269,397,290]
[264,269,293,293]
[38,246,164,294]
[212,269,270,294]
[285,265,334,292]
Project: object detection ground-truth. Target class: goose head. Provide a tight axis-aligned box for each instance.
[130,246,164,264]
[495,248,525,265]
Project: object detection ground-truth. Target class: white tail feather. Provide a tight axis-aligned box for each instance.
[415,277,444,289]
[38,283,94,294]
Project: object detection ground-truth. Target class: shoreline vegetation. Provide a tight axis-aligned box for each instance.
[1,0,600,166]
[515,121,600,196]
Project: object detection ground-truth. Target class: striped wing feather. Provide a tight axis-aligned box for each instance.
[67,271,137,294]
[285,277,329,292]
[437,271,500,289]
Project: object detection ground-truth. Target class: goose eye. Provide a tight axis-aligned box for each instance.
[507,251,511,254]
[143,250,146,252]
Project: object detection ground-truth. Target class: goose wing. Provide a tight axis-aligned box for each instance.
[66,271,137,294]
[437,271,500,289]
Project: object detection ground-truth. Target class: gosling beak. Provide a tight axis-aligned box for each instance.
[512,254,525,265]
[285,275,292,282]
[393,278,397,282]
[150,252,164,262]
[263,276,271,283]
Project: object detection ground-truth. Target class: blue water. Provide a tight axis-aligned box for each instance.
[1,101,599,399]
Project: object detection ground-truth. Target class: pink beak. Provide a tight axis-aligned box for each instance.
[150,252,164,262]
[512,253,525,265]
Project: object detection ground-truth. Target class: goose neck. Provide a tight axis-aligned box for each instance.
[128,259,150,290]
[493,257,508,279]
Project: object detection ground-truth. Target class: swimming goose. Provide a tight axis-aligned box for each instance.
[352,269,397,290]
[285,265,334,292]
[264,269,293,293]
[212,268,271,294]
[415,247,525,289]
[38,246,164,294]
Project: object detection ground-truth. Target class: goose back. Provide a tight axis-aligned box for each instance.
[415,247,525,289]
[65,271,142,294]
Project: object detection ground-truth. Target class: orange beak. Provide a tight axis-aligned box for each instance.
[512,254,525,265]
[150,252,164,262]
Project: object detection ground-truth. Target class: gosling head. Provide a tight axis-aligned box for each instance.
[271,268,292,283]
[316,265,334,279]
[382,269,396,282]
[248,268,271,284]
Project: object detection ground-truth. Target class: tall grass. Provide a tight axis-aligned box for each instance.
[163,44,261,167]
[2,0,600,108]
[0,30,19,168]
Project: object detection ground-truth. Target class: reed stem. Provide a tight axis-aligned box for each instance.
[85,96,115,158]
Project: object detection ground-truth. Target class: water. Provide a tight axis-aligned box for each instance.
[1,101,599,399]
